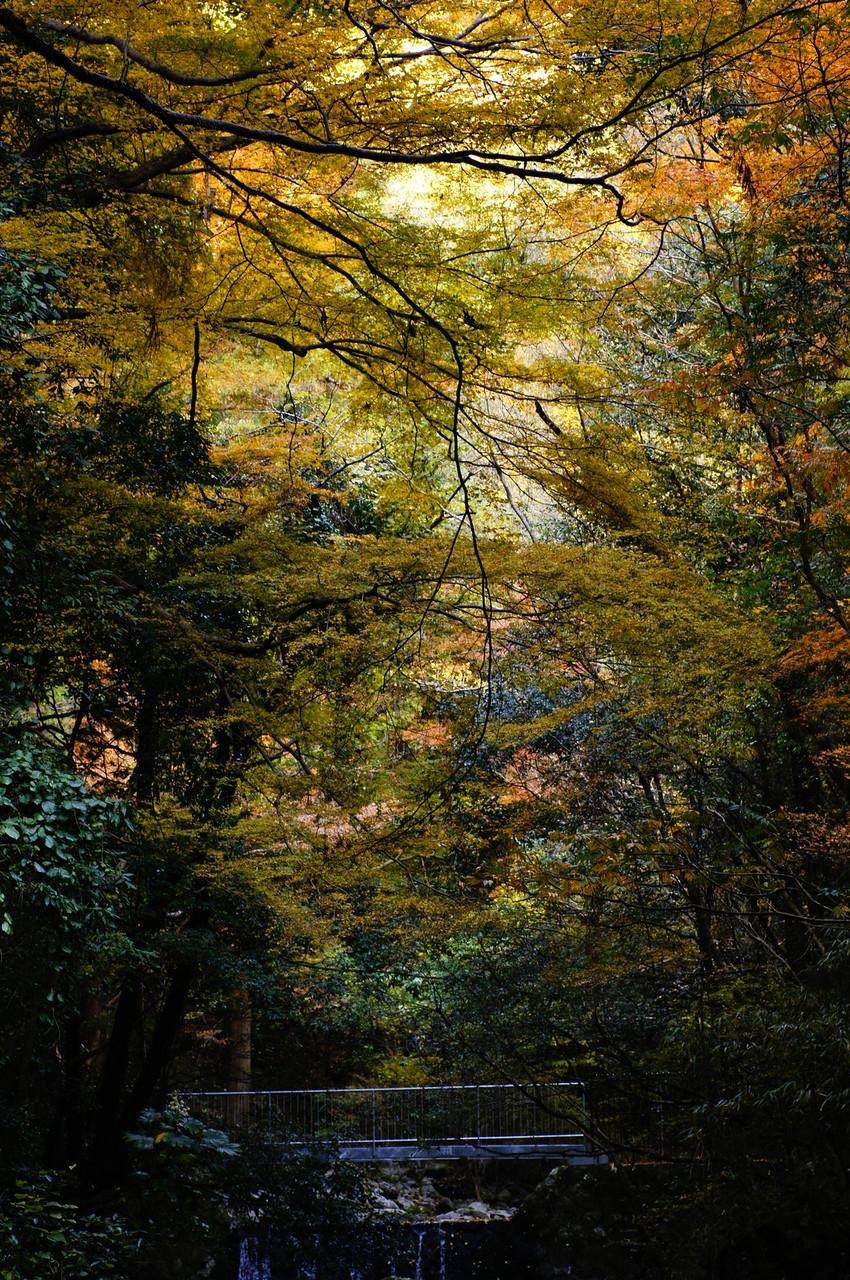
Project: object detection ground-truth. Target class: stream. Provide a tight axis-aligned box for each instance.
[236,1218,534,1280]
[230,1160,565,1279]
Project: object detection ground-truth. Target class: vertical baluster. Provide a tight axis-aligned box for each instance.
[582,1083,587,1145]
[372,1089,377,1157]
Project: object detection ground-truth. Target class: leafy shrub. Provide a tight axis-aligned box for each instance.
[0,1173,134,1280]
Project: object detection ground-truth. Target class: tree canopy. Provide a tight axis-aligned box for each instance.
[2,0,850,1275]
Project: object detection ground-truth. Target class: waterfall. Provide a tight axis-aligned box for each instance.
[303,1232,321,1280]
[238,1238,272,1280]
[410,1223,447,1280]
[437,1225,447,1280]
[414,1225,425,1280]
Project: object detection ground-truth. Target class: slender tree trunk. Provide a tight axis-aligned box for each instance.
[43,1008,85,1168]
[89,975,141,1183]
[226,992,252,1092]
[80,990,106,1075]
[123,960,196,1121]
[131,684,159,804]
[226,992,252,1127]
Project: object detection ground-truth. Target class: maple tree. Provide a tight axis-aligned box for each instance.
[2,0,850,1275]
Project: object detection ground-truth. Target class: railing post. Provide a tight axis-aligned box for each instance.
[476,1086,481,1143]
[371,1089,377,1157]
[582,1082,587,1145]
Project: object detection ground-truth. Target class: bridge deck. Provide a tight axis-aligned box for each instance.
[186,1082,607,1164]
[337,1142,606,1163]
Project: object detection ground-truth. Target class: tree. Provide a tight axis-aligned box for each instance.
[3,0,850,1274]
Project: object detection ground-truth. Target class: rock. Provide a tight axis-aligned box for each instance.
[372,1192,404,1214]
[465,1200,495,1219]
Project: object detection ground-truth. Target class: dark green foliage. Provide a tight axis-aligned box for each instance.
[0,223,62,352]
[224,1135,378,1279]
[0,1172,134,1280]
[0,736,132,1174]
[0,739,130,946]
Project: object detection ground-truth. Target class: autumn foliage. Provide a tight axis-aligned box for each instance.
[2,0,850,1275]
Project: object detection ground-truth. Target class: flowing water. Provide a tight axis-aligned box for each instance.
[234,1218,534,1280]
[238,1239,272,1280]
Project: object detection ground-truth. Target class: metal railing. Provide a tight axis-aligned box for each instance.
[184,1081,590,1153]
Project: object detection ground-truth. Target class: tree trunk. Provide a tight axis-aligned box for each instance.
[226,992,252,1089]
[124,960,196,1121]
[89,975,141,1183]
[226,993,252,1126]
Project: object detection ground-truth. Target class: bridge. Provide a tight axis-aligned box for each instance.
[186,1081,607,1163]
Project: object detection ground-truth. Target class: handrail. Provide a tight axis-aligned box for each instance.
[184,1080,584,1096]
